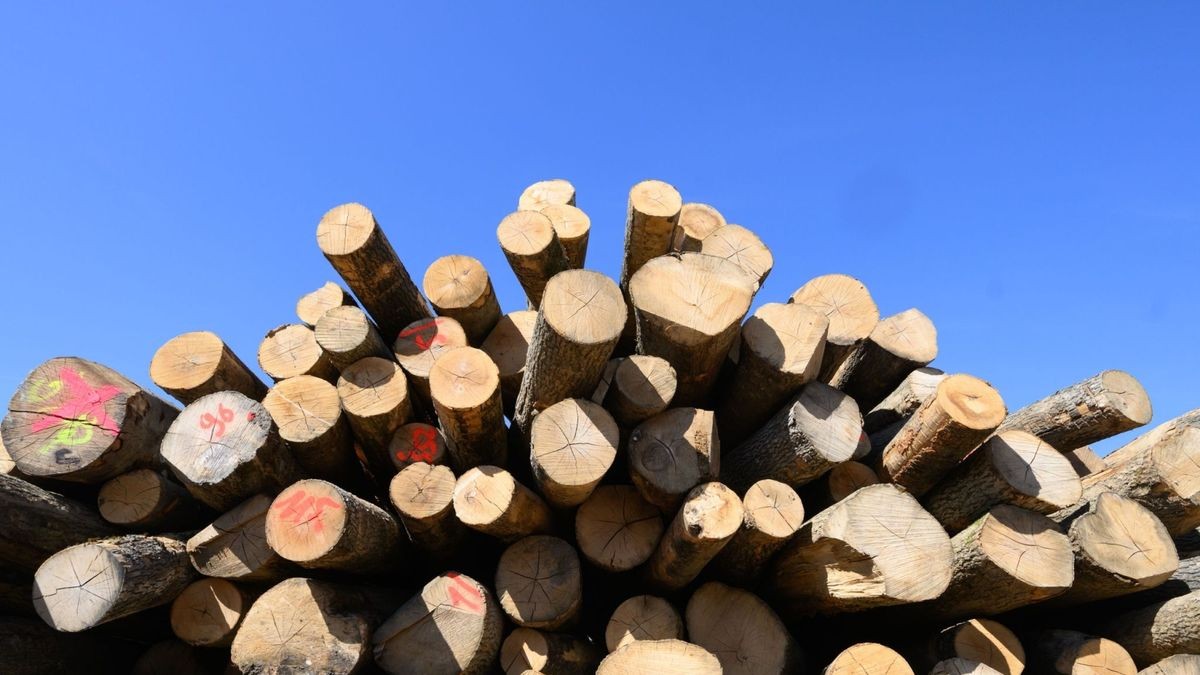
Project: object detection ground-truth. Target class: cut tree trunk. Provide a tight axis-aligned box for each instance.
[98,468,210,531]
[627,407,719,511]
[261,375,362,486]
[394,315,469,410]
[699,224,774,291]
[501,628,602,675]
[539,203,592,269]
[997,370,1152,452]
[169,577,249,647]
[603,354,677,427]
[830,308,938,412]
[389,421,450,470]
[929,619,1026,675]
[605,595,684,651]
[823,643,914,675]
[337,356,412,476]
[1100,591,1200,667]
[314,304,393,369]
[619,179,684,290]
[495,535,582,630]
[429,345,508,470]
[453,465,553,542]
[0,473,118,572]
[597,639,721,674]
[256,323,339,382]
[530,398,619,507]
[863,367,947,434]
[685,581,802,675]
[644,482,743,592]
[709,478,805,586]
[519,178,576,210]
[1027,629,1137,675]
[671,202,726,252]
[150,331,267,404]
[931,659,1003,675]
[423,254,503,344]
[481,310,538,418]
[296,280,357,327]
[1065,446,1107,476]
[497,210,570,308]
[389,462,464,560]
[575,484,664,572]
[1137,655,1200,675]
[789,274,880,383]
[804,460,880,512]
[186,493,293,582]
[264,478,401,574]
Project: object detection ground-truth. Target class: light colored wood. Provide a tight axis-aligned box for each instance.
[264,478,401,574]
[430,346,508,470]
[1028,629,1137,675]
[1101,592,1200,667]
[769,483,952,615]
[315,304,393,369]
[3,357,177,483]
[481,310,538,418]
[998,370,1153,452]
[645,482,743,591]
[337,356,412,475]
[498,210,570,308]
[1136,654,1200,675]
[519,178,576,210]
[373,571,503,675]
[603,355,677,427]
[620,179,684,289]
[823,643,915,675]
[1065,446,1107,476]
[32,534,194,632]
[789,274,880,382]
[932,659,1004,675]
[150,330,266,404]
[389,462,463,559]
[514,269,626,434]
[863,367,947,433]
[501,628,602,675]
[597,639,721,674]
[880,374,1006,497]
[813,460,880,509]
[0,434,22,478]
[575,484,664,572]
[296,280,357,327]
[495,535,582,629]
[394,315,469,406]
[0,473,117,572]
[699,223,773,291]
[161,390,301,511]
[922,430,1082,533]
[710,479,805,585]
[627,407,719,511]
[98,468,209,531]
[716,302,828,446]
[261,375,360,484]
[257,322,338,382]
[592,356,624,404]
[316,202,432,340]
[672,202,726,252]
[605,595,683,652]
[933,619,1026,675]
[832,308,938,412]
[629,252,755,405]
[539,203,591,269]
[423,254,503,344]
[453,465,553,542]
[686,581,801,674]
[721,382,864,493]
[389,421,449,469]
[186,494,291,582]
[530,398,619,507]
[169,577,248,647]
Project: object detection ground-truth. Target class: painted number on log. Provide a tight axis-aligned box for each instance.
[399,320,444,351]
[199,404,235,439]
[27,367,121,456]
[395,427,439,463]
[272,490,342,533]
[445,572,484,615]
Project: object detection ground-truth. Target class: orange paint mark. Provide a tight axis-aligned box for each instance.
[445,572,484,614]
[398,320,444,351]
[396,426,439,463]
[272,489,342,533]
[199,403,235,438]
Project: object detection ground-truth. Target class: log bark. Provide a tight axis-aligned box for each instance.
[497,210,570,308]
[710,479,805,586]
[863,367,947,434]
[453,465,553,542]
[831,308,938,412]
[1137,654,1200,675]
[169,577,249,647]
[628,253,754,405]
[316,202,432,341]
[261,375,361,486]
[879,374,1007,497]
[1065,446,1107,477]
[597,639,721,674]
[337,356,412,476]
[530,398,619,507]
[593,356,624,403]
[481,310,538,418]
[161,390,302,511]
[671,202,726,252]
[256,322,338,382]
[429,345,508,470]
[539,203,591,269]
[619,179,684,290]
[186,493,292,582]
[644,482,743,592]
[1027,629,1137,675]
[685,581,802,675]
[495,535,582,629]
[721,382,864,493]
[1100,592,1200,667]
[98,468,211,531]
[997,370,1152,452]
[699,224,774,291]
[150,330,267,404]
[922,430,1082,533]
[314,304,393,369]
[715,302,829,447]
[32,534,194,632]
[789,274,880,383]
[0,473,118,572]
[389,462,464,560]
[501,628,602,675]
[373,571,503,675]
[823,643,914,675]
[264,478,401,574]
[389,421,450,470]
[423,254,503,344]
[394,315,469,409]
[603,354,677,428]
[513,269,626,434]
[627,407,719,511]
[296,280,357,327]
[519,178,576,210]
[930,619,1026,675]
[768,483,952,615]
[932,659,1004,675]
[3,357,178,483]
[575,484,664,572]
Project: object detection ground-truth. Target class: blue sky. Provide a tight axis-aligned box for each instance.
[1,4,1197,455]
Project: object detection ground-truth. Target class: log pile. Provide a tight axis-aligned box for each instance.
[0,178,1196,674]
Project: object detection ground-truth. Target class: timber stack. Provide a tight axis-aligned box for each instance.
[0,177,1196,674]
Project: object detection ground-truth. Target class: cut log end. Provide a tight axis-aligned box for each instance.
[296,281,356,326]
[519,178,576,209]
[169,578,246,647]
[186,494,282,581]
[605,595,684,652]
[501,628,600,675]
[605,354,677,426]
[453,465,552,541]
[541,269,627,345]
[824,643,915,675]
[825,461,880,503]
[394,316,469,389]
[742,302,829,377]
[389,422,449,469]
[262,375,343,445]
[150,330,264,403]
[700,224,773,289]
[975,504,1074,590]
[630,252,754,340]
[937,374,1008,431]
[495,535,582,629]
[597,639,721,674]
[264,479,350,564]
[337,356,411,451]
[257,323,335,382]
[789,273,879,348]
[646,482,744,591]
[743,478,806,537]
[497,210,567,307]
[576,485,664,572]
[939,618,1026,675]
[539,203,591,269]
[389,461,456,520]
[316,202,377,256]
[672,202,727,252]
[1072,492,1179,590]
[530,398,619,507]
[423,254,501,343]
[686,581,799,675]
[429,343,499,412]
[628,407,719,510]
[872,308,939,364]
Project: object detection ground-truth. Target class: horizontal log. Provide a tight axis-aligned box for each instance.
[150,330,266,404]
[264,478,401,574]
[997,370,1152,451]
[314,305,393,369]
[1137,654,1200,675]
[394,315,469,408]
[430,346,507,470]
[262,375,361,486]
[605,595,684,652]
[863,367,946,434]
[1100,591,1200,667]
[831,308,938,412]
[1064,445,1106,477]
[97,468,210,531]
[169,577,249,647]
[186,493,292,582]
[530,398,618,508]
[0,473,118,572]
[709,478,805,586]
[824,643,914,675]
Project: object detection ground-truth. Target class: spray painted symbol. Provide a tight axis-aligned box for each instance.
[199,404,235,439]
[445,572,483,614]
[396,426,439,463]
[272,489,342,533]
[30,367,121,456]
[399,320,444,351]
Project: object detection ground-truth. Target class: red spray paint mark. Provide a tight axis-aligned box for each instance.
[30,367,121,454]
[445,572,484,614]
[272,489,342,533]
[199,404,235,438]
[399,320,444,351]
[246,412,257,422]
[396,426,439,463]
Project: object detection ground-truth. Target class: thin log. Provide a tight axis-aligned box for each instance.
[603,354,677,428]
[169,577,249,647]
[699,224,773,291]
[501,628,602,675]
[644,482,743,592]
[930,619,1026,675]
[0,473,118,572]
[789,274,880,382]
[337,356,412,476]
[575,484,664,572]
[519,178,576,210]
[394,315,469,408]
[498,210,569,308]
[1064,446,1107,477]
[605,595,684,652]
[1027,629,1137,675]
[805,460,880,511]
[389,462,464,560]
[863,367,947,434]
[262,375,361,485]
[627,407,719,511]
[495,535,582,629]
[98,468,210,531]
[453,465,553,542]
[619,179,684,289]
[831,308,938,412]
[423,254,503,344]
[597,639,721,674]
[256,323,338,382]
[671,202,726,252]
[315,304,393,369]
[389,421,449,470]
[997,370,1152,452]
[429,345,508,470]
[264,478,401,574]
[296,280,357,327]
[186,493,293,582]
[1100,592,1200,667]
[530,398,619,507]
[481,310,538,418]
[823,643,914,675]
[150,331,266,404]
[539,203,591,269]
[686,581,802,675]
[709,479,805,586]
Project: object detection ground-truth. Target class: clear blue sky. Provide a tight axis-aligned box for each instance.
[2,4,1197,455]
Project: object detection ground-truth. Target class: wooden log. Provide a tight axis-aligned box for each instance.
[373,571,503,675]
[519,178,576,209]
[233,577,393,675]
[605,595,684,651]
[1100,591,1200,667]
[671,202,726,252]
[715,302,828,446]
[389,462,464,560]
[161,390,302,511]
[389,421,449,469]
[430,345,507,470]
[768,483,952,615]
[619,179,684,287]
[0,473,118,572]
[314,304,393,369]
[498,210,570,308]
[261,375,360,484]
[686,581,802,674]
[394,315,469,407]
[0,617,117,675]
[134,639,225,675]
[598,639,721,674]
[1063,409,1200,536]
[863,367,947,434]
[575,484,664,572]
[628,252,754,405]
[337,356,412,475]
[805,460,880,511]
[186,493,292,582]
[149,331,267,404]
[495,535,582,629]
[513,269,626,433]
[3,357,178,483]
[603,354,677,427]
[422,254,503,345]
[698,225,773,291]
[824,643,914,675]
[879,374,1006,497]
[720,382,864,493]
[98,468,210,531]
[539,203,591,270]
[1027,629,1137,675]
[264,478,401,573]
[997,370,1152,452]
[645,482,743,592]
[592,356,624,404]
[0,434,28,479]
[453,465,553,542]
[316,202,432,340]
[709,479,805,585]
[296,280,357,327]
[627,407,719,511]
[930,619,1026,675]
[32,534,194,632]
[1137,654,1200,675]
[789,274,880,382]
[169,577,249,647]
[831,308,938,412]
[256,322,338,382]
[529,398,618,508]
[501,628,601,675]
[1064,446,1107,477]
[481,310,537,418]
[932,659,1003,675]
[922,430,1082,533]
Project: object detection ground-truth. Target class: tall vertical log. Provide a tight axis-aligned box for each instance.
[501,628,602,675]
[1026,630,1136,675]
[98,468,210,531]
[497,210,569,308]
[186,494,293,582]
[700,224,773,291]
[619,179,684,289]
[686,581,802,675]
[539,203,592,269]
[997,370,1152,452]
[389,462,464,560]
[314,305,393,369]
[256,323,338,382]
[824,643,915,675]
[627,407,719,511]
[453,465,553,542]
[429,346,507,470]
[671,202,726,252]
[481,310,537,418]
[575,484,664,572]
[710,479,805,585]
[337,356,412,475]
[394,315,469,408]
[530,398,619,508]
[603,354,677,427]
[495,535,582,629]
[150,331,267,404]
[264,478,401,574]
[605,595,684,651]
[0,473,118,572]
[262,375,360,485]
[296,280,357,327]
[169,577,249,647]
[423,254,503,345]
[644,482,743,592]
[930,619,1026,675]
[519,178,576,210]
[789,274,880,382]
[832,308,938,412]
[863,367,947,434]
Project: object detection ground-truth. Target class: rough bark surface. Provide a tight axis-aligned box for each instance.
[0,473,118,572]
[997,370,1152,452]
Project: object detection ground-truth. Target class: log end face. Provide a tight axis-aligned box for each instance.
[315,305,373,355]
[990,431,1083,509]
[1101,370,1153,427]
[98,469,165,526]
[33,542,122,632]
[258,323,324,381]
[541,269,627,344]
[825,643,915,675]
[495,535,581,628]
[744,302,829,376]
[629,253,754,340]
[149,331,225,395]
[872,308,938,363]
[395,316,469,375]
[576,485,664,571]
[1074,493,1179,587]
[296,281,352,326]
[950,618,1026,675]
[337,357,408,419]
[423,254,492,310]
[598,639,721,675]
[673,202,727,251]
[978,505,1075,593]
[519,178,576,210]
[263,375,343,444]
[389,461,456,519]
[1153,426,1200,510]
[316,202,377,257]
[700,224,774,287]
[169,578,244,646]
[613,355,677,416]
[429,346,500,411]
[793,381,866,464]
[498,210,556,256]
[681,482,744,542]
[743,479,805,538]
[453,465,516,527]
[629,179,683,218]
[481,311,537,379]
[373,571,499,674]
[389,423,448,469]
[938,374,1007,431]
[264,480,349,564]
[605,595,684,652]
[789,273,879,347]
